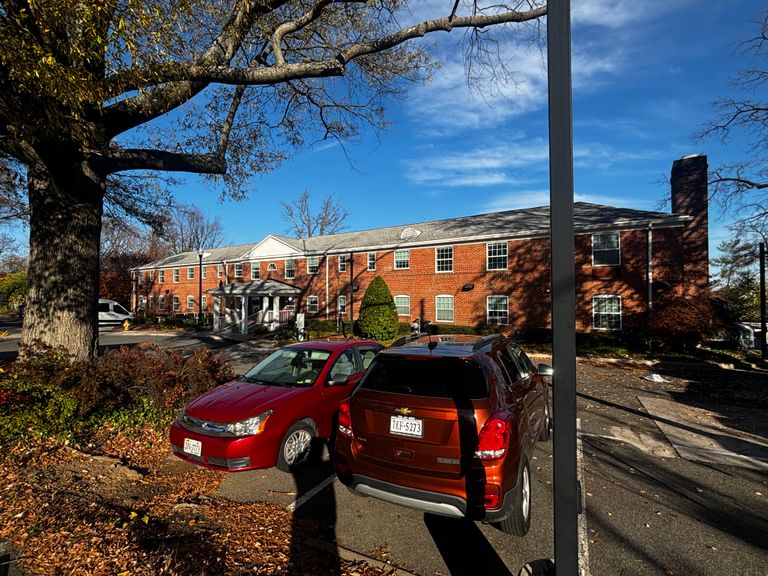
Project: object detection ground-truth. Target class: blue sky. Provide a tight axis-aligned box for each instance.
[142,2,768,255]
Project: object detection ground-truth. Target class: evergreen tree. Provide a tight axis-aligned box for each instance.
[358,276,400,341]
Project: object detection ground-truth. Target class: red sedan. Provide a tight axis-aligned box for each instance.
[170,339,381,471]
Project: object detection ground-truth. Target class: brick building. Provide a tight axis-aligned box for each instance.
[131,155,709,335]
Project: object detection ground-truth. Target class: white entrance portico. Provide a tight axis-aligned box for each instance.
[209,279,302,334]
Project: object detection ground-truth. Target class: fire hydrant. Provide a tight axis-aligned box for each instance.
[122,319,130,331]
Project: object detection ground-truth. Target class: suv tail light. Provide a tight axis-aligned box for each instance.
[475,415,510,460]
[338,399,353,437]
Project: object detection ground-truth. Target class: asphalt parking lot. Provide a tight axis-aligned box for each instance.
[209,342,768,576]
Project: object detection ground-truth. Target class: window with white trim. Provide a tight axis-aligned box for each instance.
[251,262,260,280]
[149,270,155,282]
[185,267,192,280]
[307,295,319,314]
[217,264,223,279]
[487,241,508,270]
[592,232,620,266]
[285,259,296,279]
[158,295,165,310]
[172,296,180,311]
[593,295,622,330]
[307,256,319,274]
[338,295,347,315]
[338,254,347,273]
[436,295,454,323]
[187,295,195,310]
[159,270,165,283]
[173,268,180,283]
[367,252,376,271]
[202,295,207,311]
[394,250,410,270]
[138,295,146,309]
[394,295,410,317]
[137,272,144,286]
[436,246,454,272]
[202,266,207,280]
[487,295,509,325]
[148,295,154,309]
[234,262,243,278]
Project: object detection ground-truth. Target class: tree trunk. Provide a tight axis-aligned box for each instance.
[20,152,105,362]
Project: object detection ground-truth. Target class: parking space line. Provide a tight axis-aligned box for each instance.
[577,418,593,576]
[286,474,337,512]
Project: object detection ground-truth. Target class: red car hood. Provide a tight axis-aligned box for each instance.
[184,379,304,422]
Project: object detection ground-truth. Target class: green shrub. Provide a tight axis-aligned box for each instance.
[0,344,234,449]
[357,276,400,341]
[430,324,480,335]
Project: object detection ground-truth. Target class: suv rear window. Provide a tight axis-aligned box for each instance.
[361,355,488,399]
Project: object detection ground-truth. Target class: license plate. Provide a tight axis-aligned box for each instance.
[390,415,423,438]
[183,438,202,457]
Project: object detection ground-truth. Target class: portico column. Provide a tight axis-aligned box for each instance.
[273,296,281,323]
[241,296,248,334]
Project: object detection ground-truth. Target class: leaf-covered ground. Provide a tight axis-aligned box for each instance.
[0,428,394,576]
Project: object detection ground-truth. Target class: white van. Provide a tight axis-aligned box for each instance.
[98,298,134,328]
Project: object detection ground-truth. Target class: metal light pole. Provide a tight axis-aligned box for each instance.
[198,247,204,325]
[548,0,580,574]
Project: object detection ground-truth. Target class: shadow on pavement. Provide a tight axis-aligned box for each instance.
[424,513,513,576]
[288,439,341,576]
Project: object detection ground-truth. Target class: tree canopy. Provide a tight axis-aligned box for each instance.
[0,0,546,359]
[698,10,768,233]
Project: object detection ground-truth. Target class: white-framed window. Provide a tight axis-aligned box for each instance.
[202,266,207,280]
[217,264,223,278]
[593,295,622,330]
[436,295,454,323]
[186,267,193,280]
[173,268,180,283]
[338,295,347,315]
[592,232,621,266]
[234,262,243,278]
[307,256,319,274]
[487,295,509,325]
[172,295,180,311]
[158,295,165,310]
[187,295,195,310]
[436,246,454,273]
[285,259,296,279]
[137,295,146,309]
[339,254,347,273]
[487,241,508,270]
[251,262,260,280]
[394,250,410,270]
[202,295,207,311]
[307,295,319,314]
[149,270,155,282]
[394,295,410,317]
[267,262,278,272]
[367,252,376,271]
[148,295,154,309]
[159,270,165,283]
[137,271,144,286]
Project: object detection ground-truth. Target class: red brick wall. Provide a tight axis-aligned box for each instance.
[134,225,703,334]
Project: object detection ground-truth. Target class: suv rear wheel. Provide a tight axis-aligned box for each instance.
[539,394,552,442]
[495,455,531,536]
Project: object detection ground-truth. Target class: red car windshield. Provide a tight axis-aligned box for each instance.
[243,348,331,387]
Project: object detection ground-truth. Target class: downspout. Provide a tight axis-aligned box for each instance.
[647,223,653,310]
[349,252,354,336]
[325,252,330,320]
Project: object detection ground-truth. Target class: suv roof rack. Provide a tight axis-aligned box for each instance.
[389,332,503,351]
[390,332,429,348]
[472,333,502,351]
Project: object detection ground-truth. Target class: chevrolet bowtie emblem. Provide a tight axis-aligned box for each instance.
[395,407,413,416]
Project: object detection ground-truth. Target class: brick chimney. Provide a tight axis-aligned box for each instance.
[670,154,709,297]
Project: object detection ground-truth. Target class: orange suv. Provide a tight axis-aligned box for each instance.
[334,334,552,536]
